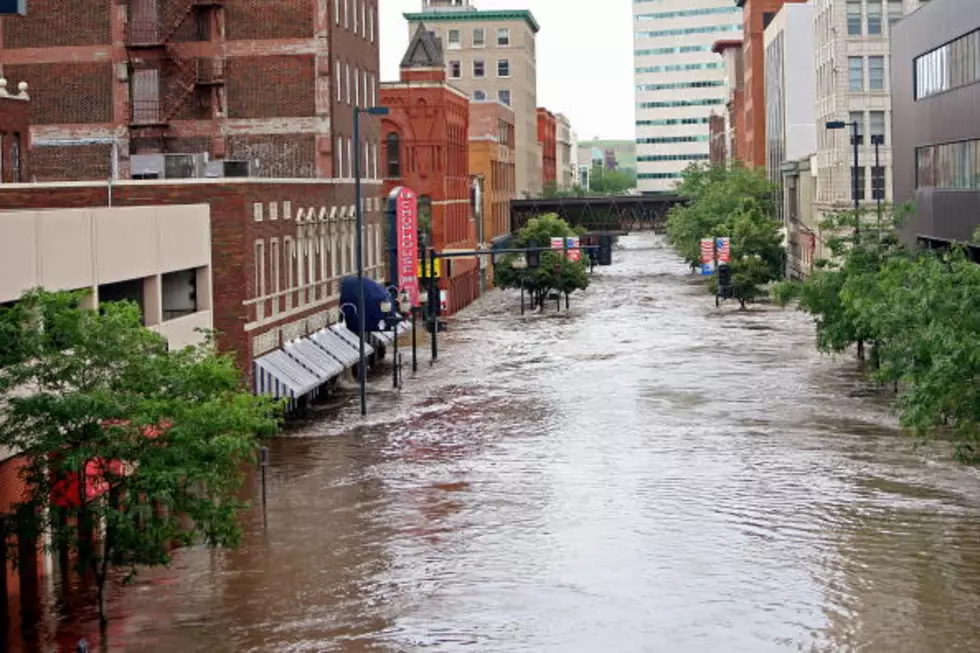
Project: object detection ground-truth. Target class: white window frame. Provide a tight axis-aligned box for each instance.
[348,138,353,179]
[369,3,374,42]
[497,28,510,47]
[335,0,340,25]
[497,59,510,78]
[473,27,485,48]
[498,88,511,106]
[336,136,344,177]
[449,60,462,78]
[447,29,461,49]
[354,66,360,106]
[344,0,349,29]
[353,0,358,34]
[336,60,342,102]
[346,62,351,104]
[473,59,485,78]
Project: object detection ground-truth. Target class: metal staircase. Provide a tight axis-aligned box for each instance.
[126,0,225,131]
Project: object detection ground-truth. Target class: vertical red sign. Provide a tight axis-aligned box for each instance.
[395,187,420,306]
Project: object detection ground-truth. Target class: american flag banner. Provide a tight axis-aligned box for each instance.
[715,237,731,263]
[700,238,715,264]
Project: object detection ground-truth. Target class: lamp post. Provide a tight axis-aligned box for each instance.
[413,289,427,373]
[871,133,885,241]
[511,253,528,314]
[353,104,389,417]
[826,119,861,243]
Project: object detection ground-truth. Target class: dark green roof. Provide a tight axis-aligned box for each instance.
[403,10,540,34]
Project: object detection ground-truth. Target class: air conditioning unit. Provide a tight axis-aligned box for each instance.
[130,154,165,180]
[164,153,208,179]
[204,159,252,178]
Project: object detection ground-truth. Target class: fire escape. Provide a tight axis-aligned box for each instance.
[126,0,225,148]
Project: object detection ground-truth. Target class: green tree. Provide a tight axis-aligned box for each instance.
[494,213,590,308]
[589,165,636,195]
[0,291,279,628]
[667,163,784,306]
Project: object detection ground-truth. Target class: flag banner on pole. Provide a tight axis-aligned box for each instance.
[715,237,731,263]
[566,237,581,262]
[700,238,715,264]
[700,262,714,276]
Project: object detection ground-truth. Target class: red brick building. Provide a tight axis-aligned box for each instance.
[536,108,556,190]
[0,0,380,183]
[469,100,516,287]
[713,39,745,166]
[380,25,477,315]
[735,0,807,167]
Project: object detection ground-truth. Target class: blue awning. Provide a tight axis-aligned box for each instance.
[310,328,360,367]
[254,349,321,399]
[285,339,344,381]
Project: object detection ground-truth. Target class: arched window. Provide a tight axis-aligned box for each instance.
[386,132,401,178]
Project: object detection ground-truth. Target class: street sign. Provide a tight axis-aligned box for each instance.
[391,187,420,306]
[417,258,442,278]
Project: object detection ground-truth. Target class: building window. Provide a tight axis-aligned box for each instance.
[347,138,353,178]
[11,132,21,183]
[848,56,864,91]
[498,89,511,106]
[448,29,461,49]
[344,0,349,28]
[449,60,461,78]
[915,29,980,99]
[916,139,980,189]
[869,55,886,90]
[336,61,342,102]
[335,0,339,24]
[254,241,266,299]
[473,27,485,47]
[888,0,903,26]
[849,111,864,144]
[336,136,344,177]
[497,28,510,46]
[353,0,358,33]
[497,59,510,77]
[369,3,375,41]
[846,0,862,35]
[345,62,351,103]
[354,67,360,105]
[161,269,199,321]
[386,132,401,178]
[473,90,486,101]
[473,60,485,77]
[870,111,886,145]
[853,166,867,201]
[872,166,886,200]
[867,0,882,35]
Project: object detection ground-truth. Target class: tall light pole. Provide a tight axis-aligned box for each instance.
[353,105,389,417]
[826,119,861,243]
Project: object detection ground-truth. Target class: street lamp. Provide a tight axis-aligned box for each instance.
[413,289,428,374]
[354,105,389,417]
[826,119,861,242]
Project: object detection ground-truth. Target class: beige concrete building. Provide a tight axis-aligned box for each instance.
[555,113,575,190]
[812,0,928,225]
[0,204,213,351]
[407,1,541,197]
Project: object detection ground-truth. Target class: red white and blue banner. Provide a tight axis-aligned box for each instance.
[700,238,715,263]
[715,237,731,263]
[566,237,581,262]
[393,187,420,306]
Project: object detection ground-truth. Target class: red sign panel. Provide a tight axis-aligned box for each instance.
[700,238,715,264]
[716,237,731,263]
[395,187,420,306]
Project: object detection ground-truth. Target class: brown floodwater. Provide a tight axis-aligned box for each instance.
[7,233,980,652]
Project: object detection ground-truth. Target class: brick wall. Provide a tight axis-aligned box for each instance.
[2,0,111,48]
[226,134,318,178]
[0,95,30,182]
[4,63,113,125]
[225,0,313,40]
[32,144,111,182]
[0,180,383,379]
[227,56,316,119]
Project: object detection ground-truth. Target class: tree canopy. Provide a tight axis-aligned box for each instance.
[666,163,785,307]
[493,213,590,308]
[0,290,279,625]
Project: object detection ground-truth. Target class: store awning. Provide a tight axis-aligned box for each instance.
[310,328,360,367]
[285,338,345,381]
[253,349,321,399]
[330,323,375,357]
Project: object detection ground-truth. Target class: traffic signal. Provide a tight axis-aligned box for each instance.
[598,234,613,266]
[718,263,732,287]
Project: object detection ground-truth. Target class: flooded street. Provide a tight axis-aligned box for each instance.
[13,233,980,652]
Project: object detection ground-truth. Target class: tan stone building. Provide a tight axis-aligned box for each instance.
[407,1,541,197]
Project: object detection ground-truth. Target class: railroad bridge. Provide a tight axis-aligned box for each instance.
[510,194,686,235]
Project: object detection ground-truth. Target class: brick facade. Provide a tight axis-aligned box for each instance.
[469,101,516,285]
[0,77,30,182]
[536,108,557,190]
[381,37,478,315]
[736,0,807,167]
[0,0,381,184]
[0,179,386,383]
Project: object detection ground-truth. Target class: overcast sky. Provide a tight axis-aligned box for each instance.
[379,0,635,141]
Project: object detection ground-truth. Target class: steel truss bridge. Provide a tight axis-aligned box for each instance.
[510,194,686,235]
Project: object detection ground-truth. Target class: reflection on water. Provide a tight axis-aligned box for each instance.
[7,234,980,652]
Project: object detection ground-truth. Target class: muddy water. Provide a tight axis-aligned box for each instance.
[11,234,980,652]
